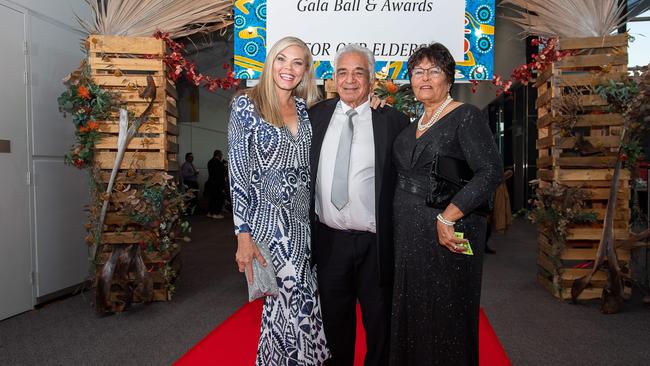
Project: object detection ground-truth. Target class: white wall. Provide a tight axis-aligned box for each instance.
[1,0,91,301]
[178,39,236,194]
[9,0,89,26]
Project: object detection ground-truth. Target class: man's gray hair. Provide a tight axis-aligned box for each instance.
[333,44,376,80]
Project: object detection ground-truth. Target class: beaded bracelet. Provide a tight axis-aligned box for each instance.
[436,213,455,226]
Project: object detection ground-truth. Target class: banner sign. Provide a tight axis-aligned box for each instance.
[234,0,495,81]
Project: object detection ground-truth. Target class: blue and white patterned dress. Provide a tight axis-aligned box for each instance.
[228,94,330,365]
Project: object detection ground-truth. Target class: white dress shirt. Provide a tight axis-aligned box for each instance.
[316,98,376,233]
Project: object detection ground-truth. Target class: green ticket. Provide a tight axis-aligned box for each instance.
[454,232,474,256]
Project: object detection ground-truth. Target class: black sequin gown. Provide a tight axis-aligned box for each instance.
[389,104,503,366]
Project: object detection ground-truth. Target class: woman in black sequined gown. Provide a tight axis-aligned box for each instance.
[389,43,503,366]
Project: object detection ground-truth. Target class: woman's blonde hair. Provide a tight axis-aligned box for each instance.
[246,36,321,127]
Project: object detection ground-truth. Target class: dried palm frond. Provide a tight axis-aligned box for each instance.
[552,86,586,138]
[96,244,153,313]
[91,76,157,267]
[499,0,650,38]
[78,0,233,39]
[571,145,625,313]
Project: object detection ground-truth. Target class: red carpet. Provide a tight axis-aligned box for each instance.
[176,300,511,365]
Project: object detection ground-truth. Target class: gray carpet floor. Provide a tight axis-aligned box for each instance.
[1,217,649,365]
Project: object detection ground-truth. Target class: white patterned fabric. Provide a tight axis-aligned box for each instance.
[228,94,330,365]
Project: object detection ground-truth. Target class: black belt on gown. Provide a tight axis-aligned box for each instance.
[396,173,489,216]
[396,174,428,198]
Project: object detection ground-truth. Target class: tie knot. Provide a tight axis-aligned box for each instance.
[346,109,358,118]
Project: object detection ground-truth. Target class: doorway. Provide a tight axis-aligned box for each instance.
[0,3,33,320]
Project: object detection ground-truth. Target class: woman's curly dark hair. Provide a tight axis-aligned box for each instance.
[407,43,455,91]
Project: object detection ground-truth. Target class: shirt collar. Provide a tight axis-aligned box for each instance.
[338,96,371,116]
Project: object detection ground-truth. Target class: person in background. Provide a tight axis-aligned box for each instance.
[205,149,226,219]
[485,170,514,254]
[390,43,503,365]
[181,152,200,214]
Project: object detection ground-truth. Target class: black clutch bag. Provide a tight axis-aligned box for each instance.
[426,154,490,215]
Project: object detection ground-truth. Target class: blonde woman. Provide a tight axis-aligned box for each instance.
[228,36,330,365]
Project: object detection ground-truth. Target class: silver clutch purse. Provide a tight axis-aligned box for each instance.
[246,241,279,302]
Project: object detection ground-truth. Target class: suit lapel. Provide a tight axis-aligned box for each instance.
[371,109,388,205]
[310,99,339,184]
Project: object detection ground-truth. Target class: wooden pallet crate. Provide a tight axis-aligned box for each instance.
[87,35,179,171]
[537,274,632,301]
[86,36,185,311]
[534,34,632,300]
[97,244,180,266]
[535,34,631,208]
[96,170,172,184]
[535,34,628,164]
[534,191,631,300]
[535,33,628,97]
[536,170,631,231]
[99,251,182,310]
[97,185,183,267]
[536,166,630,182]
[96,172,187,238]
[537,230,631,300]
[96,238,180,267]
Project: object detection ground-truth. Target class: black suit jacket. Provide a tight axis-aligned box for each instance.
[308,98,410,286]
[207,158,226,189]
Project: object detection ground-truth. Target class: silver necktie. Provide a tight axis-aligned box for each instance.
[331,109,358,210]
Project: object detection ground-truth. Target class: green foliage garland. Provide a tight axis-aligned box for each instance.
[57,64,119,168]
[596,77,642,168]
[374,80,420,119]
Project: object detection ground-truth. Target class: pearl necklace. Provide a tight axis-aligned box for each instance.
[417,96,453,131]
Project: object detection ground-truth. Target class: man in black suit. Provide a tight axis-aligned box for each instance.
[309,44,409,366]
